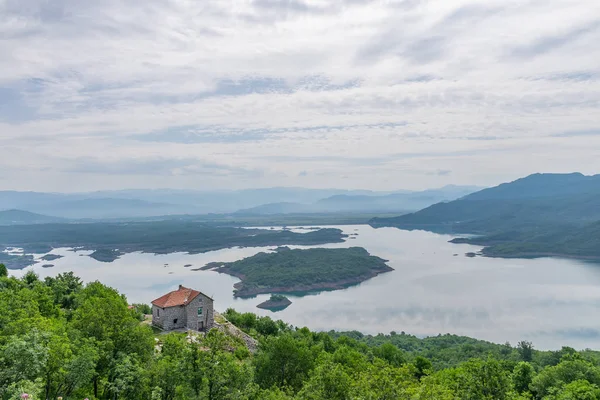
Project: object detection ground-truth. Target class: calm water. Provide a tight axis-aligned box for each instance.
[12,225,600,350]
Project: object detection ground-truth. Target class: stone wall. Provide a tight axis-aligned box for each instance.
[185,293,214,331]
[152,305,186,331]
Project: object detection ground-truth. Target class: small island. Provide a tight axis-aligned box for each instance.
[207,247,393,297]
[89,249,124,263]
[41,264,54,268]
[257,294,292,312]
[41,254,63,261]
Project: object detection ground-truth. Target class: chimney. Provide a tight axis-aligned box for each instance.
[179,284,183,290]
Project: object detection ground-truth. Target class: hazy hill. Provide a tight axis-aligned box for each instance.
[0,209,65,225]
[235,185,481,215]
[0,186,480,219]
[371,173,600,230]
[0,188,391,219]
[371,173,600,259]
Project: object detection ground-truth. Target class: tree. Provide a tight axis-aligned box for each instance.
[373,342,406,367]
[413,356,433,380]
[254,333,314,392]
[199,330,254,400]
[512,362,535,395]
[553,379,600,400]
[452,357,512,400]
[297,359,352,400]
[352,359,417,399]
[44,272,82,310]
[0,263,7,278]
[518,341,534,362]
[530,355,600,399]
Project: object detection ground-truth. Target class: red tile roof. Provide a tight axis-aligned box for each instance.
[151,285,201,308]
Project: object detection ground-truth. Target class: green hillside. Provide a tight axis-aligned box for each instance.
[371,173,600,259]
[3,269,600,399]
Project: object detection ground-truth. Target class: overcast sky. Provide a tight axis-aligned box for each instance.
[1,0,599,192]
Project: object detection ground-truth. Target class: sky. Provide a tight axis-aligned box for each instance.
[1,0,600,192]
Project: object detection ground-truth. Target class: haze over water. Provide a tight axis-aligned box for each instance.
[14,225,600,350]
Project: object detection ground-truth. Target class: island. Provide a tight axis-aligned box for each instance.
[0,252,36,270]
[256,294,292,312]
[41,254,63,261]
[204,247,393,297]
[41,264,54,268]
[89,249,124,263]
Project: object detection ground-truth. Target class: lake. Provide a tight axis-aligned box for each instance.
[11,225,600,350]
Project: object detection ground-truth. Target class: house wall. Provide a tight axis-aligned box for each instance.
[185,293,214,331]
[152,305,186,331]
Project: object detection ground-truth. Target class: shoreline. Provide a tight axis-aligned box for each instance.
[217,266,394,298]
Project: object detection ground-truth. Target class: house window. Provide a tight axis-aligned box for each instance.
[157,309,159,317]
[173,318,178,324]
[198,307,203,316]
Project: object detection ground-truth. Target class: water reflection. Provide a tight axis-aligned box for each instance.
[12,225,600,350]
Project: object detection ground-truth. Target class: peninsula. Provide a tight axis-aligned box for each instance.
[205,247,393,297]
[0,222,347,269]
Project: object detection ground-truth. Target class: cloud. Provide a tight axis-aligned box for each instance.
[509,20,600,60]
[0,0,599,191]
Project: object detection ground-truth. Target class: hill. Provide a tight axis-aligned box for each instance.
[370,173,600,259]
[3,271,600,400]
[0,209,65,225]
[0,188,386,218]
[235,185,481,215]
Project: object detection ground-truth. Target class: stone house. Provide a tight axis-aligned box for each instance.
[151,285,214,332]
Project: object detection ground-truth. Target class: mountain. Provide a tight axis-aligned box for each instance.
[0,209,65,225]
[0,186,480,219]
[235,185,481,215]
[371,173,600,259]
[36,198,191,219]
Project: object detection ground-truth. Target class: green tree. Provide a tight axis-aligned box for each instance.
[413,356,433,380]
[199,329,254,400]
[552,379,600,400]
[512,362,535,395]
[0,263,7,278]
[254,333,314,392]
[297,359,352,400]
[530,355,600,399]
[518,341,534,362]
[373,342,406,367]
[452,357,512,400]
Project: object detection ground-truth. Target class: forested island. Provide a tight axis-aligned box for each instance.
[205,247,393,297]
[257,294,292,311]
[2,266,600,400]
[371,173,600,260]
[0,221,347,269]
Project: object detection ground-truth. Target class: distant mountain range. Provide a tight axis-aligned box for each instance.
[371,173,600,259]
[0,185,481,220]
[235,185,480,215]
[0,210,66,225]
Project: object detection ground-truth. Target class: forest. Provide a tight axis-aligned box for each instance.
[2,264,600,399]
